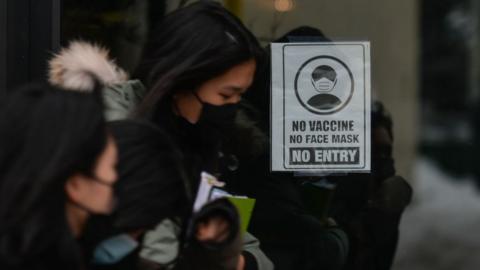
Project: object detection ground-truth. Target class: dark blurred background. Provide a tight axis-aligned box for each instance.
[2,0,480,269]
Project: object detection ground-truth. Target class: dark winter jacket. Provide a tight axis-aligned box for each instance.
[102,80,273,270]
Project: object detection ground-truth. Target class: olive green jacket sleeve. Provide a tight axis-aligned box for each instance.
[102,79,147,121]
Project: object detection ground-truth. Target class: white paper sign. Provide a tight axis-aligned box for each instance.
[271,42,371,172]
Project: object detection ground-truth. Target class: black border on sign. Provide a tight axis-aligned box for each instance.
[280,43,368,171]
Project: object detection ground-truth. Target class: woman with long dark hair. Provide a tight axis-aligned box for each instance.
[126,3,270,269]
[0,81,118,270]
[51,2,272,269]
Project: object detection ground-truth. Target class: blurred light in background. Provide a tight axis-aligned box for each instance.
[274,0,294,12]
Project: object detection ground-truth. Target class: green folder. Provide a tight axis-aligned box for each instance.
[227,197,256,233]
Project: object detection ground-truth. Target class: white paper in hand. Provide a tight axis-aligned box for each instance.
[192,172,226,213]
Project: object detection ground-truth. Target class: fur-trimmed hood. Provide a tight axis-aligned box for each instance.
[48,41,128,92]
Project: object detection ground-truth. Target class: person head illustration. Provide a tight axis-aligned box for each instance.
[311,65,337,93]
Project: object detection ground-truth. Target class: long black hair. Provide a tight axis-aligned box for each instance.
[109,120,192,230]
[134,1,263,117]
[0,83,108,270]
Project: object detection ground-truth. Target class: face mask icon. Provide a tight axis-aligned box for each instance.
[311,65,338,93]
[311,77,337,92]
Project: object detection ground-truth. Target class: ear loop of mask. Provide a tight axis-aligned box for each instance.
[191,90,205,105]
[70,197,97,214]
[332,78,338,89]
[172,90,205,121]
[69,175,117,214]
[92,176,118,212]
[91,176,115,187]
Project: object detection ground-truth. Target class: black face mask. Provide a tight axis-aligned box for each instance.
[192,91,238,130]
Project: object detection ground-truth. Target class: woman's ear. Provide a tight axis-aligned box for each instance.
[65,173,86,203]
[173,90,203,124]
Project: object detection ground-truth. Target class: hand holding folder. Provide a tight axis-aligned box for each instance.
[193,172,256,233]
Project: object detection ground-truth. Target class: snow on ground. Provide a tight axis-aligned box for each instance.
[393,158,480,270]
